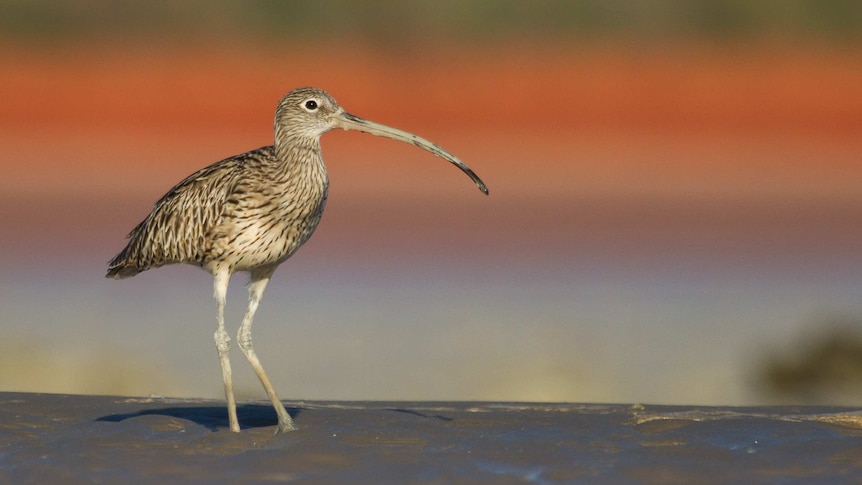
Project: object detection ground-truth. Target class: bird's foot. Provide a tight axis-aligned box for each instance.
[274,421,298,434]
[274,412,298,434]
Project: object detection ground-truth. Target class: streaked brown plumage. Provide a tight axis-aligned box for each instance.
[107,87,487,433]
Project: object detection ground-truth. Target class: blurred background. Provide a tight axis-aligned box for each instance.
[1,0,861,406]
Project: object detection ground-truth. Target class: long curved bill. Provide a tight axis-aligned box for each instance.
[336,112,489,195]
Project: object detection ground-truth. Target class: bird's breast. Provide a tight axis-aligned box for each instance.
[207,171,329,272]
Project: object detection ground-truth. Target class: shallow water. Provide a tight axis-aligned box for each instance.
[2,393,861,483]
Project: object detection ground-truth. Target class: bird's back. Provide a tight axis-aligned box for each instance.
[106,145,329,278]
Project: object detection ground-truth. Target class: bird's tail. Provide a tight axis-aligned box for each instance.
[105,264,142,279]
[106,245,145,279]
[106,212,161,280]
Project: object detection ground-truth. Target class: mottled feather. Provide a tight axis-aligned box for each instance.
[106,143,328,278]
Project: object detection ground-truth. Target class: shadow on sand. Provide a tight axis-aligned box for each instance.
[96,403,302,431]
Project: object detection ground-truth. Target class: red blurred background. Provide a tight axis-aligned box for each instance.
[1,1,861,405]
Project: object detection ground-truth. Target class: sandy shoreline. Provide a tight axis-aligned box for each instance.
[1,392,860,483]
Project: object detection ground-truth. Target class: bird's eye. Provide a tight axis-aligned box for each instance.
[304,100,318,111]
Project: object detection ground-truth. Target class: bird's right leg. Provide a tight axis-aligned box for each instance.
[213,269,240,432]
[237,267,296,433]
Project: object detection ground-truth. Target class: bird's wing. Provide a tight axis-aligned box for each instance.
[106,147,274,276]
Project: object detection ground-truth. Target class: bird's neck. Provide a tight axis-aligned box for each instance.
[272,134,328,187]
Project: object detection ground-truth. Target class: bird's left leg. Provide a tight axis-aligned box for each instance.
[213,268,240,432]
[237,267,297,433]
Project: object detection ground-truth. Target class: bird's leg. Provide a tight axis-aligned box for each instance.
[237,267,297,433]
[213,269,240,432]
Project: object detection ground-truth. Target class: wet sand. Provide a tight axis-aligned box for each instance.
[1,393,860,483]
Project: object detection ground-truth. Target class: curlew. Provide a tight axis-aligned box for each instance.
[107,87,487,433]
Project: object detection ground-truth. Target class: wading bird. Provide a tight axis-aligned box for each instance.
[107,87,488,433]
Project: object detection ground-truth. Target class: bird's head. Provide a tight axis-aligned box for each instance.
[275,87,488,195]
[275,87,343,139]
